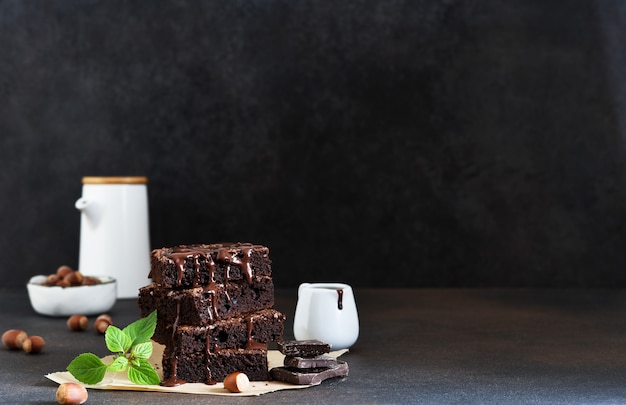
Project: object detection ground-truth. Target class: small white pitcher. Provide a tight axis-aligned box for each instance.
[75,176,151,298]
[293,282,359,350]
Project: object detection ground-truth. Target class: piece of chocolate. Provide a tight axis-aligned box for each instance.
[278,340,331,357]
[270,361,349,385]
[284,355,338,369]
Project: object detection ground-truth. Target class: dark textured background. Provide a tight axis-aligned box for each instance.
[1,0,625,289]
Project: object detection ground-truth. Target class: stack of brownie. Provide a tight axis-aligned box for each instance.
[271,340,349,385]
[137,243,285,386]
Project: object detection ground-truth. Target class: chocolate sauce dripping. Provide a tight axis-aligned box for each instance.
[171,298,181,342]
[337,289,344,310]
[203,286,219,322]
[162,299,186,387]
[239,247,254,285]
[216,246,254,285]
[162,356,184,387]
[224,290,231,307]
[192,254,202,287]
[202,256,219,385]
[169,247,216,288]
[204,254,220,322]
[204,334,217,385]
[207,253,216,284]
[244,314,267,350]
[216,248,232,283]
[168,252,190,287]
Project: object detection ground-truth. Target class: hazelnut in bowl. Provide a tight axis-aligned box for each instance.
[27,266,117,316]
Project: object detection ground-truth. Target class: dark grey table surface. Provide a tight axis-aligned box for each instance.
[1,288,626,404]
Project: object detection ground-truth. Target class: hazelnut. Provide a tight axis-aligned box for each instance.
[94,314,112,334]
[44,266,101,287]
[56,265,74,278]
[223,371,249,393]
[81,276,100,285]
[67,315,88,331]
[96,313,112,323]
[64,271,84,286]
[2,329,28,349]
[22,336,45,353]
[56,382,88,404]
[45,274,60,286]
[55,279,71,287]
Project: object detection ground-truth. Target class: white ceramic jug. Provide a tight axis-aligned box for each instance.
[293,283,359,350]
[75,176,151,298]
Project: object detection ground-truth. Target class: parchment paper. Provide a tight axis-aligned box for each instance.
[46,342,348,396]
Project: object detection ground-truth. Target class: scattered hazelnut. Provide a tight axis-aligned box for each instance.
[94,314,112,334]
[22,336,45,353]
[2,329,28,350]
[56,382,88,405]
[96,313,112,323]
[223,371,249,393]
[56,265,74,278]
[67,315,89,331]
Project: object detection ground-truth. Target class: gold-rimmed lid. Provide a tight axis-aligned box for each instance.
[81,176,148,185]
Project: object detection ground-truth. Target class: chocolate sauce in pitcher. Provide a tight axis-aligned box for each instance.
[337,289,344,310]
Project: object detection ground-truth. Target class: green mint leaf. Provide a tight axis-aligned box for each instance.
[123,310,157,347]
[131,341,153,360]
[105,325,132,353]
[127,358,160,385]
[65,312,159,387]
[107,356,129,373]
[67,353,108,385]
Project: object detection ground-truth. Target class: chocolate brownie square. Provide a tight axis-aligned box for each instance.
[138,277,275,344]
[175,308,285,352]
[149,243,272,289]
[163,346,270,384]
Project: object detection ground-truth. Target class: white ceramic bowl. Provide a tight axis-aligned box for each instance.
[27,275,117,316]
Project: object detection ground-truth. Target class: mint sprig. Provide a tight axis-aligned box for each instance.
[67,310,160,385]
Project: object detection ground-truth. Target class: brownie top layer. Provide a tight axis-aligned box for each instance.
[149,243,271,288]
[157,243,268,256]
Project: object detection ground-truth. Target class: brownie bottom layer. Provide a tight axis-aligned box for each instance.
[162,347,269,384]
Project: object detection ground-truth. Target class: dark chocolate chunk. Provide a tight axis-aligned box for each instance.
[278,340,331,357]
[270,361,349,385]
[284,355,338,369]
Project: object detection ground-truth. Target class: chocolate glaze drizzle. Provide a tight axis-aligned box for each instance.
[162,299,185,387]
[204,335,217,385]
[244,314,268,350]
[168,243,258,288]
[162,243,263,386]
